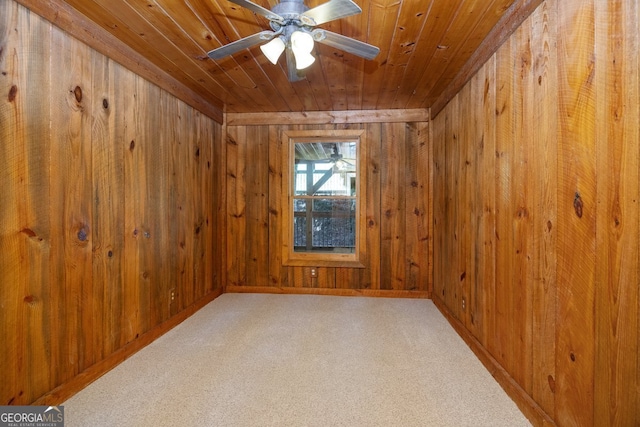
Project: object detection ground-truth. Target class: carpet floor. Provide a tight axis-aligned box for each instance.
[63,293,531,426]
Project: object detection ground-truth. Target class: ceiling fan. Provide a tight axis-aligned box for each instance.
[207,0,380,81]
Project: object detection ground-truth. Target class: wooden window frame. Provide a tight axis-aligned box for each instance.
[282,129,366,268]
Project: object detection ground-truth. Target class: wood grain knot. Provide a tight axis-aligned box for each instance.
[107,250,113,258]
[20,228,36,238]
[129,140,135,151]
[23,295,36,305]
[547,375,556,393]
[8,85,17,102]
[77,228,88,242]
[570,352,576,362]
[102,98,109,109]
[546,220,552,232]
[73,86,83,103]
[573,193,583,218]
[460,271,466,281]
[195,147,200,158]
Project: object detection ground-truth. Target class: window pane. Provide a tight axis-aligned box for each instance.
[293,216,307,247]
[294,199,306,212]
[293,198,356,253]
[294,142,357,196]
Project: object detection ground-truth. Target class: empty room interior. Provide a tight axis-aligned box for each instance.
[1,0,639,426]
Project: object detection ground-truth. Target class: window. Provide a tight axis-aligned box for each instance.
[282,130,366,267]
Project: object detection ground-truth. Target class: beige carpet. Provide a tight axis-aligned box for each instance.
[63,293,531,426]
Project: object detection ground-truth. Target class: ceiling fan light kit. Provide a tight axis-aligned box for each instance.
[260,37,286,64]
[290,31,315,69]
[208,0,380,81]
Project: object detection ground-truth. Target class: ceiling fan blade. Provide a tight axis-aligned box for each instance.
[285,48,305,82]
[227,0,284,24]
[208,30,276,60]
[302,0,362,25]
[314,30,380,60]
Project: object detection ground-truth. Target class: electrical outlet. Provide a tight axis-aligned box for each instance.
[170,289,175,302]
[461,297,466,310]
[310,268,317,277]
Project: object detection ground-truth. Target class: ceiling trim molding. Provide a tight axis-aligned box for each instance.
[14,0,224,123]
[430,0,545,119]
[226,109,430,126]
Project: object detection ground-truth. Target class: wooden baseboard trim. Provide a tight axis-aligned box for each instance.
[431,297,556,427]
[225,285,431,299]
[33,287,224,405]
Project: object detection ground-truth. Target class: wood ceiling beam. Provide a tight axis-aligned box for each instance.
[14,0,224,123]
[430,0,545,119]
[226,109,430,126]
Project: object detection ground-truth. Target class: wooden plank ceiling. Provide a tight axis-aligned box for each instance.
[36,0,524,114]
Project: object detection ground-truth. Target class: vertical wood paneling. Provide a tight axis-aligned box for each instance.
[121,67,141,346]
[594,0,640,426]
[91,48,123,359]
[380,122,407,290]
[529,1,557,415]
[212,116,226,291]
[433,0,640,425]
[405,122,430,292]
[471,62,496,345]
[123,74,145,342]
[335,267,359,290]
[245,126,269,287]
[361,122,382,290]
[162,90,179,317]
[225,119,430,294]
[443,95,460,319]
[200,113,214,295]
[512,14,534,396]
[49,27,94,378]
[0,1,52,404]
[142,80,165,329]
[1,0,223,405]
[457,82,472,328]
[482,57,497,350]
[268,124,287,287]
[130,75,153,337]
[431,111,446,302]
[556,1,597,425]
[178,101,195,308]
[493,33,516,375]
[226,125,246,287]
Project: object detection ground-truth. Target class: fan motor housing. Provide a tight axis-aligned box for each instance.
[272,0,309,19]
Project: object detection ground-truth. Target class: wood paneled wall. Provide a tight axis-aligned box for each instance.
[225,119,431,296]
[0,0,224,405]
[432,0,640,426]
